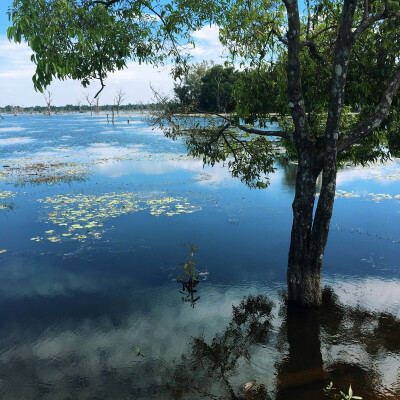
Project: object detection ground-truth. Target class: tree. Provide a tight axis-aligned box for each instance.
[199,65,239,112]
[83,92,94,116]
[174,61,212,107]
[7,0,400,307]
[114,88,126,115]
[216,0,400,306]
[43,90,53,115]
[152,0,400,307]
[174,64,239,112]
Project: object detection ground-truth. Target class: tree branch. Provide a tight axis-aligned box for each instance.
[324,0,357,145]
[337,65,400,154]
[352,10,400,44]
[235,123,293,141]
[89,0,121,9]
[94,72,105,99]
[282,0,311,142]
[271,27,288,46]
[210,122,231,145]
[222,135,239,163]
[307,24,337,42]
[185,108,294,142]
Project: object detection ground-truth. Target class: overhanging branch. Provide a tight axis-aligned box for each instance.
[183,108,294,142]
[235,123,293,142]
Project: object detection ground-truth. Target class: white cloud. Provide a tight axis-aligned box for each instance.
[192,24,221,46]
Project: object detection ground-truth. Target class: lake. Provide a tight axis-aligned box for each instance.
[0,113,399,399]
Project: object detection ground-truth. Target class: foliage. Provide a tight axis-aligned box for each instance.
[199,65,239,112]
[149,92,276,188]
[174,61,212,107]
[174,63,239,113]
[7,0,221,96]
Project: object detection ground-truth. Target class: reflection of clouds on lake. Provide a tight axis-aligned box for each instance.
[0,284,266,399]
[94,157,202,178]
[0,127,26,132]
[0,277,399,399]
[324,276,400,317]
[336,161,400,186]
[0,255,105,298]
[93,156,285,189]
[0,136,34,145]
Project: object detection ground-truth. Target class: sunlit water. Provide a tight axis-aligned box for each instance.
[0,113,399,399]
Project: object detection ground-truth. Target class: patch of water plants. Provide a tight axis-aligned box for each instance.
[334,190,400,202]
[34,192,202,243]
[0,190,16,210]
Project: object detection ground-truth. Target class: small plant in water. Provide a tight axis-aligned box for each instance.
[177,242,200,307]
[324,382,362,400]
[135,346,145,357]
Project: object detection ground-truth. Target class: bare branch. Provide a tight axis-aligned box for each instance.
[337,65,400,154]
[114,88,127,114]
[43,90,53,115]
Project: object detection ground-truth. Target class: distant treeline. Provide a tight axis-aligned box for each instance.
[0,104,159,114]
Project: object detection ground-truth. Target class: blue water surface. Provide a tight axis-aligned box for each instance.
[0,113,399,399]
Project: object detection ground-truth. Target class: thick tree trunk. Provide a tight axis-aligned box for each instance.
[287,151,337,307]
[287,148,322,307]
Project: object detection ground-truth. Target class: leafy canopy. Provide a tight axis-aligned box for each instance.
[7,0,221,95]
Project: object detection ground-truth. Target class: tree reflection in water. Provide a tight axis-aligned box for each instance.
[164,288,400,400]
[164,295,274,399]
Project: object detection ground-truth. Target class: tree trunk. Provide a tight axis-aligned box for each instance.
[287,148,337,307]
[288,148,320,306]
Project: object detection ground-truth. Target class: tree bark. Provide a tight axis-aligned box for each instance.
[287,146,323,306]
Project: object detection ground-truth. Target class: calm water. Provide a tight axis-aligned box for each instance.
[0,113,399,399]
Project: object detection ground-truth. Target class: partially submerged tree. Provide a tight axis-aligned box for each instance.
[43,90,52,115]
[7,0,400,306]
[83,92,94,116]
[153,0,400,306]
[114,88,127,115]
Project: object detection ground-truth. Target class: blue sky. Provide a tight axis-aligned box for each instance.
[0,1,225,107]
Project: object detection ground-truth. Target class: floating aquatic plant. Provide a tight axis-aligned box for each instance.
[35,192,202,243]
[0,191,16,210]
[0,160,90,185]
